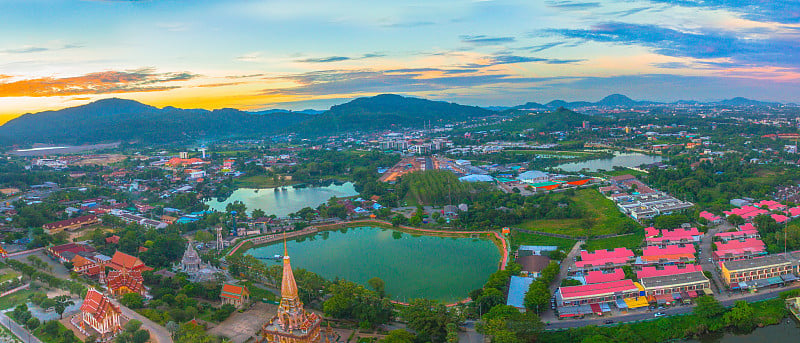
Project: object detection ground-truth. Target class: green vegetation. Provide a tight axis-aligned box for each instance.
[323,279,393,329]
[397,170,479,206]
[519,188,640,238]
[508,231,577,251]
[584,232,645,251]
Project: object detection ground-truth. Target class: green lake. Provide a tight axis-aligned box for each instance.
[245,226,502,303]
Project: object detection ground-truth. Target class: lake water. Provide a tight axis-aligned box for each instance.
[245,226,502,303]
[205,182,359,217]
[686,319,800,342]
[555,152,664,172]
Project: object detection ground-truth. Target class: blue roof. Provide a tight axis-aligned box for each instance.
[506,276,535,309]
[519,245,559,251]
[458,174,494,183]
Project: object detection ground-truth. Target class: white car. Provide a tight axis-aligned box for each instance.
[654,312,666,317]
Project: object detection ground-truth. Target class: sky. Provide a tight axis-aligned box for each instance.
[0,0,799,120]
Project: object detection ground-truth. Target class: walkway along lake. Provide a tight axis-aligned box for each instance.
[205,182,359,217]
[244,225,504,303]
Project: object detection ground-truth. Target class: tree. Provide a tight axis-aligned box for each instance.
[727,214,745,226]
[477,305,544,343]
[693,296,725,320]
[401,299,458,343]
[251,209,266,219]
[523,281,550,314]
[121,293,144,309]
[475,288,505,312]
[724,301,756,331]
[380,329,415,343]
[165,321,180,338]
[368,277,386,298]
[53,295,75,319]
[25,317,40,330]
[194,230,214,243]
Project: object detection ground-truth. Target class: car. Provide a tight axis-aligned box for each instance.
[654,312,666,317]
[603,320,614,324]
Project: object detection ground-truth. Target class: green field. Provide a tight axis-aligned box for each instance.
[584,232,645,251]
[0,270,20,284]
[508,231,577,251]
[519,188,640,238]
[0,290,40,310]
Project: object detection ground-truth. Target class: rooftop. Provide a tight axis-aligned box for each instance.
[639,271,709,289]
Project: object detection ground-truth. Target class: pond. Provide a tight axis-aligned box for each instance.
[245,226,502,303]
[205,182,359,217]
[685,319,800,342]
[555,152,663,173]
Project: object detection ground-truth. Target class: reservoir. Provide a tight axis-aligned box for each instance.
[205,182,359,217]
[245,226,502,303]
[555,152,663,173]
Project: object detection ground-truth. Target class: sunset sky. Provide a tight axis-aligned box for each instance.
[0,0,798,120]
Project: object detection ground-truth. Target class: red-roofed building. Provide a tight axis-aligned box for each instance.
[713,238,767,261]
[106,270,145,296]
[555,279,640,307]
[771,214,789,223]
[105,235,120,244]
[739,223,758,232]
[646,228,703,246]
[754,200,786,211]
[584,269,625,284]
[220,284,250,309]
[699,211,722,224]
[724,206,769,221]
[79,288,122,338]
[715,230,760,241]
[43,215,99,233]
[71,255,104,277]
[645,227,659,238]
[636,264,703,279]
[166,157,205,167]
[788,207,800,218]
[640,245,696,264]
[47,243,96,263]
[575,248,634,271]
[107,251,152,272]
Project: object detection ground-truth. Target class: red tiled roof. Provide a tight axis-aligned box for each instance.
[636,264,702,279]
[584,269,625,284]
[108,251,151,272]
[107,270,144,294]
[220,284,248,300]
[559,279,638,300]
[43,215,98,230]
[80,289,120,321]
[714,238,766,257]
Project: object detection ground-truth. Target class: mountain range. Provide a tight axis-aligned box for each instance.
[0,94,790,145]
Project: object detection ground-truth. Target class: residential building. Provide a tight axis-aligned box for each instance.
[713,238,767,261]
[639,272,710,297]
[575,248,635,272]
[584,269,625,284]
[515,255,551,278]
[639,245,696,265]
[720,253,800,289]
[636,264,703,280]
[43,215,99,233]
[506,276,535,310]
[47,243,96,263]
[555,279,640,308]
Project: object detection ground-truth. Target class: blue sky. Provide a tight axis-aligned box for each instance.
[0,0,798,117]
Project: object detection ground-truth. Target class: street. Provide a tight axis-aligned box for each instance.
[0,311,43,343]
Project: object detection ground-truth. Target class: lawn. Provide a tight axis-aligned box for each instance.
[0,270,20,284]
[508,231,577,252]
[584,232,645,251]
[0,290,40,310]
[519,188,640,238]
[597,168,648,178]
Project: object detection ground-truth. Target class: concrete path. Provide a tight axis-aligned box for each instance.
[0,311,42,343]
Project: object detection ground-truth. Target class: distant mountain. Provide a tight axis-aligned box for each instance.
[597,94,637,107]
[483,106,511,111]
[252,108,324,115]
[511,102,548,110]
[291,94,494,135]
[0,98,310,145]
[715,97,781,107]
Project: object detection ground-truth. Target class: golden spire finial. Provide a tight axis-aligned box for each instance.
[283,231,288,257]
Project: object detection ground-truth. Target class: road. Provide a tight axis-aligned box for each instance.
[110,299,173,343]
[698,221,732,293]
[458,320,485,343]
[0,311,42,343]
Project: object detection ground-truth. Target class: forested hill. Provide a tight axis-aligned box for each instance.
[0,98,309,145]
[485,107,613,132]
[289,94,495,135]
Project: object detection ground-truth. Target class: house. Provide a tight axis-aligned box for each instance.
[43,215,99,233]
[575,248,635,271]
[639,245,696,265]
[220,284,250,309]
[554,279,640,314]
[636,264,703,279]
[699,211,722,224]
[639,272,710,298]
[47,243,96,263]
[515,255,551,278]
[584,269,625,284]
[645,227,703,246]
[506,276,535,310]
[79,288,122,338]
[713,238,767,262]
[106,270,145,296]
[71,255,103,277]
[107,251,152,272]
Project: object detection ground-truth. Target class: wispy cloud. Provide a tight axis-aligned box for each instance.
[460,35,516,45]
[0,69,196,97]
[0,43,82,54]
[548,22,800,69]
[296,53,385,63]
[546,0,601,10]
[648,0,800,24]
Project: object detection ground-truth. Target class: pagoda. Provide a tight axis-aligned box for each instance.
[258,239,331,343]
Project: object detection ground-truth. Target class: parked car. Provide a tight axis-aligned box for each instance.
[654,312,666,317]
[603,320,614,324]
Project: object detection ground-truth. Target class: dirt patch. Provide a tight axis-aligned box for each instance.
[72,154,127,166]
[207,302,276,343]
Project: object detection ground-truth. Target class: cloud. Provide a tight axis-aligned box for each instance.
[460,35,516,45]
[605,6,653,17]
[548,22,800,69]
[262,68,554,96]
[296,53,385,63]
[0,69,196,97]
[0,44,82,54]
[647,0,800,24]
[381,21,435,28]
[463,55,585,68]
[526,42,565,52]
[652,62,691,69]
[546,1,601,10]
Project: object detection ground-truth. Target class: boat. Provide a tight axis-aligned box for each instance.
[787,297,800,322]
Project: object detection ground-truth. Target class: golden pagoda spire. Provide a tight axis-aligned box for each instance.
[280,232,299,301]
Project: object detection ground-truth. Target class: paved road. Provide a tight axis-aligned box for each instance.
[458,320,485,343]
[0,311,42,343]
[110,299,173,343]
[540,240,584,323]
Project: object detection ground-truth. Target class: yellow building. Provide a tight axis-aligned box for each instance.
[720,253,799,289]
